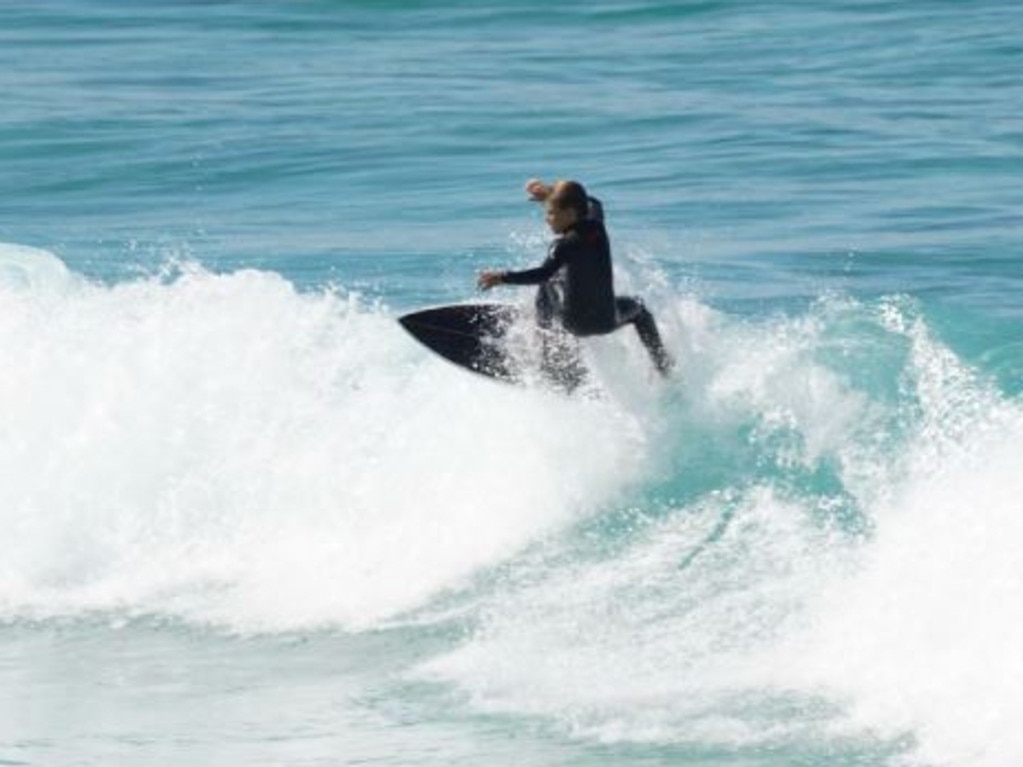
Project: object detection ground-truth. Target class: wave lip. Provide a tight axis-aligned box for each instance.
[0,242,78,295]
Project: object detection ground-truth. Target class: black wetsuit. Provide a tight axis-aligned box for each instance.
[501,217,617,336]
[501,198,672,380]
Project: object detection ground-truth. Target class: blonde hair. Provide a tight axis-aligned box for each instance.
[548,180,589,218]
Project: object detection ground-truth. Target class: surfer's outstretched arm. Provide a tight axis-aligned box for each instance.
[526,178,604,222]
[525,178,551,202]
[478,247,566,291]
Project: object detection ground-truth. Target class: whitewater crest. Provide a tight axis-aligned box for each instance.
[0,245,649,633]
[0,242,78,294]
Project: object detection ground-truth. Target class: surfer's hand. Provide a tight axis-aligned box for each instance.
[477,270,504,290]
[525,178,550,202]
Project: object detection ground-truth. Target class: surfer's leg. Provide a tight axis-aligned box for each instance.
[534,282,560,329]
[615,296,674,375]
[534,286,585,391]
[538,326,586,392]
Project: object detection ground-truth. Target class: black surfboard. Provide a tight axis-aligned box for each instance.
[398,303,523,382]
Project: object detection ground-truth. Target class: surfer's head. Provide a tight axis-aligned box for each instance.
[544,180,588,233]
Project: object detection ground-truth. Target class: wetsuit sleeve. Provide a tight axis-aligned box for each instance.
[500,242,571,285]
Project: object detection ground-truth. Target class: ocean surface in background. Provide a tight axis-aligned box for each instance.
[2,2,1023,766]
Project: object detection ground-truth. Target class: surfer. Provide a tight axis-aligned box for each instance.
[477,179,673,385]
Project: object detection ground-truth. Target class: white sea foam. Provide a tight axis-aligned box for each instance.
[780,310,1023,767]
[0,244,651,633]
[420,297,1023,766]
[5,244,1020,765]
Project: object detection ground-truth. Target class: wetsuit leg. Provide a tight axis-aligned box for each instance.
[535,282,559,330]
[539,328,586,392]
[615,296,673,375]
[534,284,586,392]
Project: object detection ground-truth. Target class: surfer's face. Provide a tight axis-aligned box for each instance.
[544,202,577,234]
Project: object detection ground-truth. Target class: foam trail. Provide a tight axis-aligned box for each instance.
[0,245,649,633]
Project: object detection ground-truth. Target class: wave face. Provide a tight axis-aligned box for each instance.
[418,292,1023,767]
[4,245,1022,765]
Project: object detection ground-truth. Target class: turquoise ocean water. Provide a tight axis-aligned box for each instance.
[2,2,1023,765]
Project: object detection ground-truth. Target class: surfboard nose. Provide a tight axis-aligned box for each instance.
[398,303,521,382]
